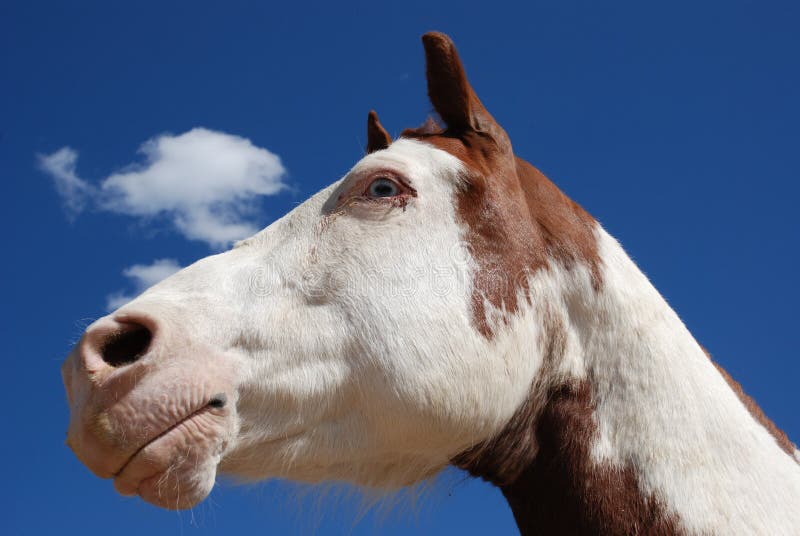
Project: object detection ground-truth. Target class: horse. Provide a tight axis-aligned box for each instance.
[62,32,800,534]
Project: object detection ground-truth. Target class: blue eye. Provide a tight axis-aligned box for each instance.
[368,177,399,198]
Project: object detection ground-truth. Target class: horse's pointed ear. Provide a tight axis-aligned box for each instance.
[421,32,502,138]
[366,110,392,153]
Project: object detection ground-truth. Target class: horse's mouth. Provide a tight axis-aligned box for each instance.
[113,396,227,478]
[110,396,230,509]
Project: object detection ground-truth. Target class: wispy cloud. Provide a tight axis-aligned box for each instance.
[39,128,288,248]
[38,147,94,217]
[106,258,183,311]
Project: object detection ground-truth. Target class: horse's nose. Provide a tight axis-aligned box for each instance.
[61,315,157,478]
[81,317,154,372]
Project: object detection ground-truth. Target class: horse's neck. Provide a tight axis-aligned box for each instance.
[458,228,800,535]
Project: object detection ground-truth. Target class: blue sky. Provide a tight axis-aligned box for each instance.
[2,1,799,534]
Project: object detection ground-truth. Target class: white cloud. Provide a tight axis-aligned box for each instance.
[38,147,95,217]
[39,128,288,247]
[106,258,183,311]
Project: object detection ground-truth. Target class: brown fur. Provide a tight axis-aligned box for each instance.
[455,380,684,535]
[452,316,683,535]
[366,110,392,154]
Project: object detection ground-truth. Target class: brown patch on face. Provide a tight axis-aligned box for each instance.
[702,347,798,461]
[403,131,601,336]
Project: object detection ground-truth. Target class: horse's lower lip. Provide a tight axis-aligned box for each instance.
[113,402,218,478]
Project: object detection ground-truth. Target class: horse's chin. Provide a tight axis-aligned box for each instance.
[111,412,227,510]
[120,460,217,510]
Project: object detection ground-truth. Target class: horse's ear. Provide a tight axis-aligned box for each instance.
[421,32,508,145]
[366,110,392,153]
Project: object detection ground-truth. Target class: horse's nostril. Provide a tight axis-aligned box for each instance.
[100,323,152,367]
[208,393,227,409]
